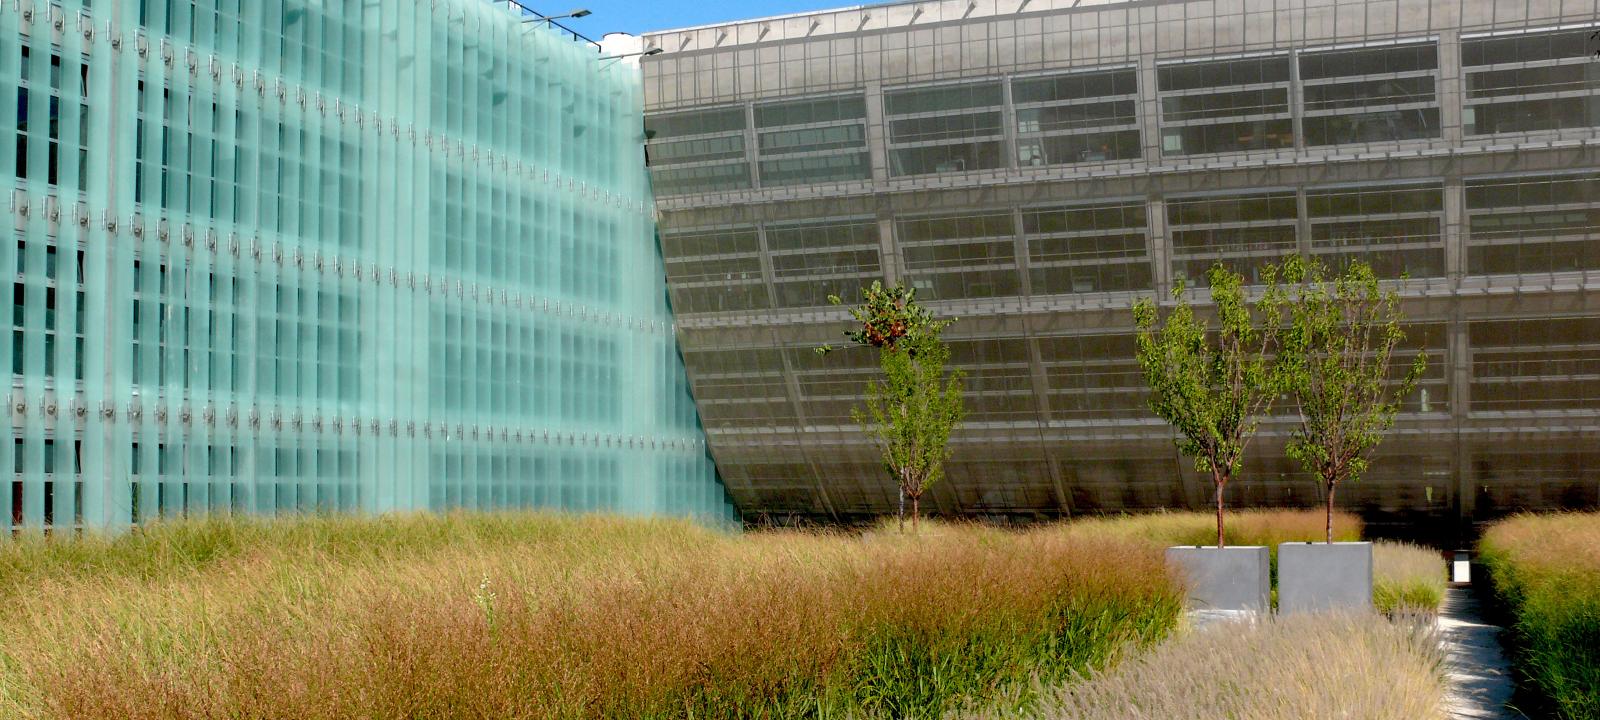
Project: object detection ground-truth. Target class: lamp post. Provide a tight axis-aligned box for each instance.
[526,8,591,22]
[600,48,664,61]
[597,47,663,68]
[501,1,601,49]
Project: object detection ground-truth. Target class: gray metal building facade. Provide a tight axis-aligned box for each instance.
[638,0,1600,536]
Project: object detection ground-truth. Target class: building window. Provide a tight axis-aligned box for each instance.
[754,94,870,187]
[1306,182,1444,278]
[1011,68,1141,167]
[1469,317,1600,412]
[11,237,87,382]
[944,338,1036,424]
[660,226,769,313]
[1167,191,1298,284]
[644,107,751,196]
[1462,28,1600,136]
[15,48,90,190]
[1022,200,1152,294]
[765,218,881,308]
[1036,333,1149,420]
[1300,42,1441,146]
[1158,55,1294,156]
[896,211,1020,300]
[884,82,1007,177]
[1466,172,1600,275]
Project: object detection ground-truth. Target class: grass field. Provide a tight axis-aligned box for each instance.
[967,613,1445,720]
[0,508,1454,719]
[0,514,1181,720]
[1480,512,1600,720]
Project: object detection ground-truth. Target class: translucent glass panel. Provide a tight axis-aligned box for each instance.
[1300,42,1440,146]
[1158,56,1294,156]
[1,0,736,532]
[896,211,1020,300]
[1470,317,1600,412]
[1012,68,1141,167]
[754,94,870,187]
[1463,29,1600,136]
[1022,200,1152,294]
[644,107,752,195]
[884,82,1006,176]
[766,218,880,308]
[661,226,768,313]
[1466,172,1600,275]
[1167,191,1298,285]
[1306,183,1444,278]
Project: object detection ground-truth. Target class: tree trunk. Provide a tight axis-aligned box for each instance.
[1325,479,1337,544]
[896,467,908,534]
[1214,468,1226,548]
[911,494,920,533]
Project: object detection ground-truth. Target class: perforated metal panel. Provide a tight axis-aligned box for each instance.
[639,0,1600,529]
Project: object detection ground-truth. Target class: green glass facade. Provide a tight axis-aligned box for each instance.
[1,0,736,532]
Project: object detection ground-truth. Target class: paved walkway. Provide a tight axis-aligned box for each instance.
[1438,586,1525,720]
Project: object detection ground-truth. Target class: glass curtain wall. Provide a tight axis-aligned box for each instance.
[1,0,735,532]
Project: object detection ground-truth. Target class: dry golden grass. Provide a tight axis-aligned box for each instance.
[1480,512,1600,720]
[964,613,1446,720]
[1373,540,1446,614]
[0,513,1181,720]
[1063,509,1362,548]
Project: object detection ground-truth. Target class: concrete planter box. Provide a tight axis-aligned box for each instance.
[1165,546,1271,614]
[1278,541,1373,615]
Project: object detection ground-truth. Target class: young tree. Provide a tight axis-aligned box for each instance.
[1133,264,1284,548]
[857,331,965,533]
[821,281,965,532]
[1278,257,1428,544]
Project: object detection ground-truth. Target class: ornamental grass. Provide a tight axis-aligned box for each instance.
[1061,508,1362,549]
[0,513,1180,720]
[1373,540,1446,615]
[1480,512,1600,720]
[964,613,1446,720]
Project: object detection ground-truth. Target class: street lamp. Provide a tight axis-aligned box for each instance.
[599,48,664,60]
[528,8,591,22]
[503,2,602,49]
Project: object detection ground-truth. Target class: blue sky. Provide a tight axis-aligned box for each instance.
[548,0,860,35]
